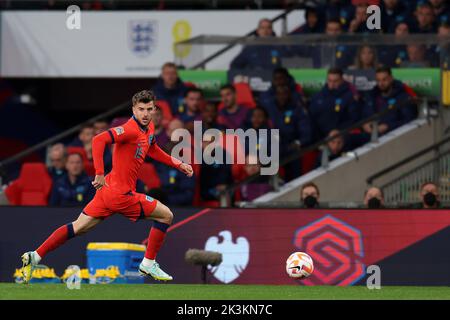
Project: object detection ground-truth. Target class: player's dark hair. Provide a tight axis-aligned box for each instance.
[327,67,343,77]
[184,87,203,98]
[376,65,392,75]
[220,84,236,93]
[132,90,155,106]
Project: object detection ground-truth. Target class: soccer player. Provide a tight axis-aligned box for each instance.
[20,90,193,282]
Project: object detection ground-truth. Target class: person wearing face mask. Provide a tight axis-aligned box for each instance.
[300,182,321,209]
[419,182,442,209]
[363,187,385,209]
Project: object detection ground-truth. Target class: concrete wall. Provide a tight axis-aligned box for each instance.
[255,119,439,203]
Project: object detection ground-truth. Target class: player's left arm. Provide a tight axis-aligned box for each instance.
[147,142,193,177]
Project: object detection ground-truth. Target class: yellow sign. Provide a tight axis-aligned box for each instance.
[173,20,192,58]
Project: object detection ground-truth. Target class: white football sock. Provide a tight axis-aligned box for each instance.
[32,251,41,264]
[142,258,155,268]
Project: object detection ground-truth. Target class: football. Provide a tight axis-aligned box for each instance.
[286,252,314,279]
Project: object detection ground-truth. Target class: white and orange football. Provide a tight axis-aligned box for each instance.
[286,252,314,279]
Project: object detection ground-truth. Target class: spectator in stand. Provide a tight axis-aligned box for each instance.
[430,0,450,26]
[217,85,250,130]
[152,144,195,206]
[312,18,355,68]
[309,68,361,140]
[176,88,203,132]
[49,153,95,207]
[153,106,170,148]
[300,182,321,208]
[290,7,325,34]
[348,3,381,34]
[364,187,385,209]
[419,181,442,209]
[259,67,304,110]
[264,85,312,181]
[379,19,409,67]
[199,132,233,203]
[201,102,227,133]
[265,85,312,156]
[93,120,109,136]
[244,106,271,156]
[69,124,94,161]
[162,118,184,152]
[152,62,188,114]
[381,0,409,33]
[92,119,113,174]
[430,24,450,67]
[362,66,417,136]
[239,154,272,202]
[47,143,67,180]
[315,130,352,168]
[410,2,437,33]
[325,0,355,31]
[230,18,288,70]
[349,45,380,70]
[401,44,431,67]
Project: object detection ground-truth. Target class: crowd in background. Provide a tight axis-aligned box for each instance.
[2,0,448,208]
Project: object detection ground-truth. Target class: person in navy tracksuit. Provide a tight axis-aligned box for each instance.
[152,161,195,206]
[151,62,188,114]
[49,153,95,207]
[361,66,418,136]
[230,18,289,70]
[261,85,313,181]
[309,68,361,141]
[259,67,304,111]
[290,7,325,34]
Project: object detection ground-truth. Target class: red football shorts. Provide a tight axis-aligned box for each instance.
[83,187,158,222]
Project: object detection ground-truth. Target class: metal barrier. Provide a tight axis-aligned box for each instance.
[381,149,450,204]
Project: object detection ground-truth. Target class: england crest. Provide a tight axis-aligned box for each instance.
[128,20,157,57]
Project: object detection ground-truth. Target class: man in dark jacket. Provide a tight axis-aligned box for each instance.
[230,18,289,70]
[49,153,95,207]
[309,68,361,140]
[362,66,417,136]
[151,62,188,114]
[259,67,304,110]
[153,160,195,206]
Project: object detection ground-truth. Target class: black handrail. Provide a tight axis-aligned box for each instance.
[190,2,304,69]
[221,95,424,198]
[0,100,131,171]
[367,134,450,185]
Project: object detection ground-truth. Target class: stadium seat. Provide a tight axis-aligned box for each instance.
[138,162,161,190]
[295,83,304,95]
[4,162,52,206]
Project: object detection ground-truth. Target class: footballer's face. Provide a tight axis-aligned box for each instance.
[133,101,155,127]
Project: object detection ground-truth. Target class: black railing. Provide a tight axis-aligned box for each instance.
[190,1,305,69]
[366,134,450,185]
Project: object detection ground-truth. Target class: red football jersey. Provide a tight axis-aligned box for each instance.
[92,116,182,194]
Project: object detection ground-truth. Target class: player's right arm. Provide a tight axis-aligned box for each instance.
[91,125,137,189]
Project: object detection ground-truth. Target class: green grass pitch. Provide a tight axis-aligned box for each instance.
[0,283,449,300]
